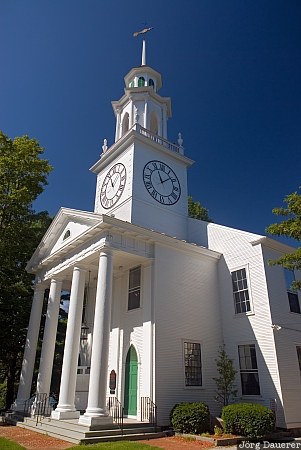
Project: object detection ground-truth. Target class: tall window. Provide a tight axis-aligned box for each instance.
[184,342,202,387]
[138,76,145,87]
[238,344,260,395]
[232,268,251,313]
[296,346,301,372]
[285,269,300,314]
[128,266,141,310]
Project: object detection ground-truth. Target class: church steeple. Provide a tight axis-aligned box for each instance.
[111,40,171,142]
[92,38,193,240]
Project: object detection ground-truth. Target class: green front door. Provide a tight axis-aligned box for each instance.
[124,346,138,416]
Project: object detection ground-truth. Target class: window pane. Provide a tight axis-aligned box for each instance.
[288,292,301,314]
[129,266,141,289]
[232,268,251,313]
[128,289,140,310]
[184,342,202,386]
[241,372,261,395]
[128,266,141,310]
[238,344,260,395]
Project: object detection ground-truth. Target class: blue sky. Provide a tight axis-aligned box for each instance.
[1,1,301,244]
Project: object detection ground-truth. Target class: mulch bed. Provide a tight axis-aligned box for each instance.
[0,424,216,450]
[0,424,74,450]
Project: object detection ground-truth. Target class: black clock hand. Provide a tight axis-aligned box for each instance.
[161,176,170,184]
[158,171,164,184]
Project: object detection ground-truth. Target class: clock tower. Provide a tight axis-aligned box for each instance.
[91,41,194,239]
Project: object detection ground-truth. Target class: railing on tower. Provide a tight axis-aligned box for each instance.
[101,123,184,158]
[134,124,182,154]
[107,396,124,434]
[140,397,157,428]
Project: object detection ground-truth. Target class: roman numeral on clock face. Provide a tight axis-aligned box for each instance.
[143,160,181,206]
[100,163,127,209]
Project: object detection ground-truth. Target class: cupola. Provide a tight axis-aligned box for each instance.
[111,40,171,142]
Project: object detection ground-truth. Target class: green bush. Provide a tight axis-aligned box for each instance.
[170,402,210,435]
[222,403,275,438]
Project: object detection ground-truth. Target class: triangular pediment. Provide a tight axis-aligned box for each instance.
[27,208,104,272]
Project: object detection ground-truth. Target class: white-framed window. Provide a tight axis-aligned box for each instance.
[128,266,141,310]
[183,341,202,387]
[231,268,251,314]
[285,269,300,314]
[238,344,260,395]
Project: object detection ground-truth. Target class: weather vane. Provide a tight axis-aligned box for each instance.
[133,26,154,37]
[133,25,153,66]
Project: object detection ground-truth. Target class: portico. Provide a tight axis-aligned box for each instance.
[15,211,154,426]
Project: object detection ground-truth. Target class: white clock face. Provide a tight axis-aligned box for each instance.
[143,160,181,205]
[100,163,126,209]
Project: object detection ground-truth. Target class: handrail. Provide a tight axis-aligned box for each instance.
[140,397,157,428]
[23,393,53,425]
[107,397,124,435]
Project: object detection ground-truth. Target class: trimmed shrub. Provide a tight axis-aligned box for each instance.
[170,402,210,435]
[222,403,275,438]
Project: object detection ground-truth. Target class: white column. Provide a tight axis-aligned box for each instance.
[115,109,121,142]
[162,106,167,139]
[52,267,86,420]
[144,100,148,129]
[36,279,62,396]
[13,284,45,411]
[79,250,113,427]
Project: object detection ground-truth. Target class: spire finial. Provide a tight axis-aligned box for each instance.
[141,39,146,66]
[133,26,154,66]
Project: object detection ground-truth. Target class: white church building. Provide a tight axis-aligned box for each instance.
[14,41,301,432]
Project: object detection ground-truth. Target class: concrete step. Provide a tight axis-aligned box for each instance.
[10,413,166,444]
[81,431,169,445]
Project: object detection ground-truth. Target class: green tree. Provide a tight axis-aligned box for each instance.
[266,187,301,290]
[213,345,238,408]
[0,131,52,408]
[188,196,212,222]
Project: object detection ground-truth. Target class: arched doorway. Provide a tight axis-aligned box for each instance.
[124,345,138,416]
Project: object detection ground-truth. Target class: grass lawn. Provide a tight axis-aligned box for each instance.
[68,442,162,450]
[0,437,25,450]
